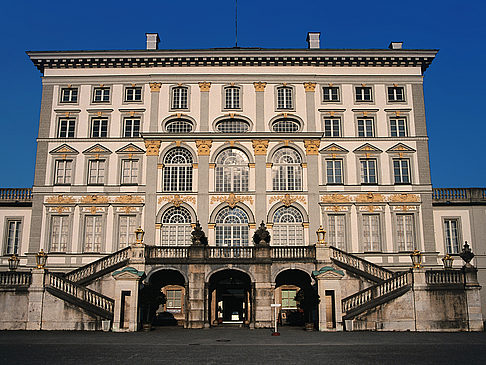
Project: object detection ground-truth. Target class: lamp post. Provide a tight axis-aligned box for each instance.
[8,254,20,271]
[442,254,454,270]
[316,226,326,245]
[35,249,48,269]
[135,227,145,244]
[410,249,422,269]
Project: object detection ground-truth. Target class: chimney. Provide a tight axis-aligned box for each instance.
[388,41,403,50]
[306,32,321,49]
[146,33,160,50]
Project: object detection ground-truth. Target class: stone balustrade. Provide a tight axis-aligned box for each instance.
[0,271,32,286]
[432,188,486,203]
[425,269,464,285]
[0,188,32,202]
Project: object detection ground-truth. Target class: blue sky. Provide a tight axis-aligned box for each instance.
[0,0,484,188]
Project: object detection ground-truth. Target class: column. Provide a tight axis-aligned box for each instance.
[254,82,266,131]
[187,261,206,328]
[148,82,161,132]
[305,140,321,244]
[196,141,212,232]
[304,82,317,131]
[252,140,269,225]
[144,140,160,245]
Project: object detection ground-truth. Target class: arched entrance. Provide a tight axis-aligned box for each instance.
[145,269,186,326]
[208,269,252,326]
[275,269,317,327]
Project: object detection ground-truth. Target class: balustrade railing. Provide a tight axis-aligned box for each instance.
[432,188,486,202]
[65,246,130,283]
[45,272,114,316]
[271,246,315,260]
[330,246,394,281]
[208,246,254,259]
[426,269,464,285]
[342,271,410,315]
[146,246,188,259]
[0,188,32,201]
[0,271,32,286]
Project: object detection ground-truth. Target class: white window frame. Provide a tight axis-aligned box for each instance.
[360,159,377,184]
[215,207,249,247]
[91,118,108,138]
[272,148,302,191]
[281,288,298,309]
[124,86,142,102]
[272,206,304,246]
[171,86,189,110]
[50,215,69,253]
[326,159,343,184]
[5,219,21,255]
[161,206,192,246]
[118,215,137,249]
[88,159,106,185]
[84,215,103,253]
[393,159,411,184]
[54,159,73,185]
[92,87,110,103]
[355,86,373,102]
[215,149,249,192]
[322,86,340,102]
[396,214,415,251]
[357,118,374,137]
[121,159,139,185]
[224,86,241,110]
[387,86,405,102]
[60,87,78,103]
[276,86,293,110]
[327,214,346,250]
[443,218,461,254]
[324,118,341,137]
[58,118,76,138]
[390,118,408,137]
[123,118,141,138]
[163,148,193,192]
[362,214,381,252]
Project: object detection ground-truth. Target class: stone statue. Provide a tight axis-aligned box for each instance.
[191,221,208,246]
[253,221,271,246]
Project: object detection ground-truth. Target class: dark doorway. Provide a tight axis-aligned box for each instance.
[208,269,252,325]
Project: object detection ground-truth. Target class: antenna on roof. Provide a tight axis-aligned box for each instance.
[235,0,238,47]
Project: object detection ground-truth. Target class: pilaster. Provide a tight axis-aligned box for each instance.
[304,82,317,131]
[144,140,160,245]
[305,140,321,244]
[253,140,268,224]
[26,269,46,330]
[254,82,266,131]
[149,83,161,132]
[196,140,211,232]
[199,82,211,131]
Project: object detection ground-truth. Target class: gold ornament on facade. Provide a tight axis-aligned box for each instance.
[304,82,316,92]
[320,194,351,204]
[149,82,162,92]
[144,140,161,156]
[158,195,196,207]
[46,195,76,205]
[331,205,347,212]
[114,195,143,204]
[304,140,320,155]
[389,194,420,203]
[80,195,109,204]
[196,140,212,155]
[121,206,136,214]
[198,82,211,91]
[54,206,68,213]
[253,82,267,92]
[269,194,306,207]
[64,112,70,117]
[252,140,269,155]
[210,193,254,208]
[395,111,401,117]
[356,193,384,203]
[89,206,101,214]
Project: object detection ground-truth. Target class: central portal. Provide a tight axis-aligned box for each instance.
[208,269,252,325]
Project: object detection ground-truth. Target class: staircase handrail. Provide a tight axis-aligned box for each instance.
[64,246,130,283]
[330,246,394,281]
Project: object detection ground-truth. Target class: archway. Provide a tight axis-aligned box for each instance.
[208,269,252,326]
[146,269,186,326]
[274,269,316,327]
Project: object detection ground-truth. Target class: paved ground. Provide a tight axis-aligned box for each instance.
[1,327,485,364]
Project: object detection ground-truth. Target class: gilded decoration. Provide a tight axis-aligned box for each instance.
[145,140,161,156]
[358,205,382,212]
[393,205,417,211]
[80,195,109,204]
[304,82,316,92]
[301,163,307,168]
[198,82,211,91]
[46,195,75,205]
[158,195,196,207]
[356,193,385,203]
[253,82,267,92]
[114,195,143,204]
[389,194,420,203]
[53,206,68,213]
[269,194,306,207]
[149,82,162,92]
[329,205,348,212]
[320,194,351,204]
[196,140,212,155]
[210,193,254,208]
[304,140,320,155]
[252,140,269,155]
[120,206,136,214]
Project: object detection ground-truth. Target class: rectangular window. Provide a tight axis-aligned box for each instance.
[357,118,374,137]
[444,219,460,254]
[324,118,340,137]
[91,118,108,138]
[360,159,377,184]
[281,289,297,309]
[166,289,182,312]
[323,86,340,102]
[390,118,407,137]
[58,118,75,138]
[125,87,142,102]
[60,88,78,103]
[388,86,405,102]
[225,87,240,109]
[121,159,138,185]
[50,215,69,252]
[123,118,140,137]
[85,215,103,252]
[355,86,372,102]
[393,159,410,184]
[54,160,73,185]
[119,215,137,249]
[93,87,110,102]
[5,220,21,255]
[328,215,345,250]
[88,160,105,185]
[396,214,415,251]
[277,87,293,109]
[172,87,188,109]
[362,214,381,252]
[326,160,343,184]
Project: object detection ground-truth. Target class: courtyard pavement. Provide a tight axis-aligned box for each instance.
[1,327,485,364]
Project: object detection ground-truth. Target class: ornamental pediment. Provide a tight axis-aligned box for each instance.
[49,144,79,155]
[83,144,112,155]
[353,143,382,154]
[116,143,145,154]
[386,143,416,153]
[312,266,344,280]
[320,143,348,154]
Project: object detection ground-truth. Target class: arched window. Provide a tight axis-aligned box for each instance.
[272,148,302,191]
[161,206,192,246]
[163,148,193,191]
[215,206,249,247]
[272,206,304,246]
[215,118,250,133]
[165,119,193,133]
[215,148,249,192]
[271,118,301,133]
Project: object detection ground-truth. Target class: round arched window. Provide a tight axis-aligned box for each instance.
[215,118,250,133]
[165,119,194,133]
[272,118,301,133]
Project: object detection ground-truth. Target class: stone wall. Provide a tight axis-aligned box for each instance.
[0,288,29,330]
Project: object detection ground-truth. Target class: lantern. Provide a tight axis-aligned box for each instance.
[135,227,145,244]
[316,226,326,244]
[35,249,48,269]
[410,249,422,269]
[8,254,20,271]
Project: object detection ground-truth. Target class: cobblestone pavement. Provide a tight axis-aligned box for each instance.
[1,327,485,364]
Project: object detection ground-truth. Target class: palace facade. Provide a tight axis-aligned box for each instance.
[0,33,484,331]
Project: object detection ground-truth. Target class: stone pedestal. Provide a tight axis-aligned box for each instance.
[315,243,331,264]
[313,266,344,331]
[26,268,45,330]
[464,267,484,331]
[112,267,144,332]
[187,263,205,328]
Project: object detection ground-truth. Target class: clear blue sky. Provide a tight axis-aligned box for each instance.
[0,0,484,188]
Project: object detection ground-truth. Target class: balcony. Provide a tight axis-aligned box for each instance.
[0,188,32,205]
[432,188,486,205]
